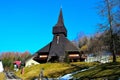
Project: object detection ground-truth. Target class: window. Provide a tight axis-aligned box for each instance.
[56,35,60,44]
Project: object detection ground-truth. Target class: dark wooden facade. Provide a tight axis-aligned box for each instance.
[33,8,81,63]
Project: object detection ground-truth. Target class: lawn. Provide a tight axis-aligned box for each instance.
[0,72,5,80]
[15,57,120,80]
[15,62,98,80]
[73,58,120,80]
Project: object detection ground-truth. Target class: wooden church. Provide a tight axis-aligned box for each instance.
[33,9,81,63]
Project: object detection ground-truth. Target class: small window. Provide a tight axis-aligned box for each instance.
[56,35,60,44]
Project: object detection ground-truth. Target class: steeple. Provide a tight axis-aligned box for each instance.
[56,8,64,26]
[53,8,67,37]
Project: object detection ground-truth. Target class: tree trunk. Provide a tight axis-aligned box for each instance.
[106,0,116,62]
[112,39,116,62]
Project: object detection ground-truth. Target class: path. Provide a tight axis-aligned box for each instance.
[5,72,21,80]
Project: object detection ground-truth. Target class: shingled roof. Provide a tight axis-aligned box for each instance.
[37,43,52,53]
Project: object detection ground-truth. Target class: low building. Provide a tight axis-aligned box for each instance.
[0,60,4,72]
[13,61,21,71]
[25,55,39,67]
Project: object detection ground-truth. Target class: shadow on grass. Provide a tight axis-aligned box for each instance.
[74,62,120,80]
[44,63,92,78]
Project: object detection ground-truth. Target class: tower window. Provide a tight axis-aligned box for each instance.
[56,35,60,44]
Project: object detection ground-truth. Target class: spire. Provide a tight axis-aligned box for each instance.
[53,8,67,37]
[56,8,64,26]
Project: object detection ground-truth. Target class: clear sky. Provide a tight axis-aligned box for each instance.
[0,0,100,53]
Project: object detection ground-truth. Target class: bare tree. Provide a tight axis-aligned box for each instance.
[97,0,120,62]
[87,33,104,54]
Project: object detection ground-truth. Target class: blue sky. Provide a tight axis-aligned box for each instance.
[0,0,100,53]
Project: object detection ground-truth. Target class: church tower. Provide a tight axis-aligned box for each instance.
[53,8,67,37]
[47,8,67,62]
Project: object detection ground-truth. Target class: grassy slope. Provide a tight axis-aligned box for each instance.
[0,72,5,80]
[15,62,98,80]
[73,57,120,79]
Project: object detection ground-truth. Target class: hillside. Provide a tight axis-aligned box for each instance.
[73,57,120,80]
[15,62,98,80]
[15,57,120,80]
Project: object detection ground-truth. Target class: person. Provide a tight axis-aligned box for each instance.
[39,68,44,80]
[21,67,24,74]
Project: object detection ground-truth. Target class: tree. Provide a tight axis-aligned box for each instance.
[97,0,120,62]
[79,36,88,48]
[0,51,31,71]
[87,33,105,54]
[78,36,88,52]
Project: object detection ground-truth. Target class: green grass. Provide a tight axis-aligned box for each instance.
[73,57,120,80]
[15,62,98,80]
[117,56,120,62]
[73,62,120,79]
[15,57,120,80]
[0,72,5,80]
